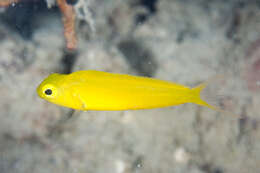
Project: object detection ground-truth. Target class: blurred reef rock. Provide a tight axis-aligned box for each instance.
[0,0,260,173]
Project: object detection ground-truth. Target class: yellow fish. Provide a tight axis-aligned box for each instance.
[37,70,219,111]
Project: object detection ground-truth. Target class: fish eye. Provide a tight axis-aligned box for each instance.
[45,89,52,95]
[41,84,57,98]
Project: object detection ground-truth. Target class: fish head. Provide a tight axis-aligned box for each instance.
[37,73,72,108]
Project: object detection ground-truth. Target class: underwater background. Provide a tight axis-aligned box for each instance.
[0,0,260,172]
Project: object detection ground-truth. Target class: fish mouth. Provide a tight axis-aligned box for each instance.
[36,84,44,98]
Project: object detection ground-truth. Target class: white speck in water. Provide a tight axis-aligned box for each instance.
[115,160,126,173]
[136,163,142,168]
[174,148,190,164]
[11,3,16,7]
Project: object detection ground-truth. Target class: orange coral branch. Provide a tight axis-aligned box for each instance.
[57,0,77,50]
[0,0,20,7]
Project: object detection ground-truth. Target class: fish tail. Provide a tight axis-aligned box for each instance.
[191,82,218,110]
[191,77,240,118]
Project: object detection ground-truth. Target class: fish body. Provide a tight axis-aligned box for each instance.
[37,70,215,111]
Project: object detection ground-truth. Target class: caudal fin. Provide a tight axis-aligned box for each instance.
[191,76,240,118]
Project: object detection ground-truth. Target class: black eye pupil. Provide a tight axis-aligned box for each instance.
[45,89,52,95]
